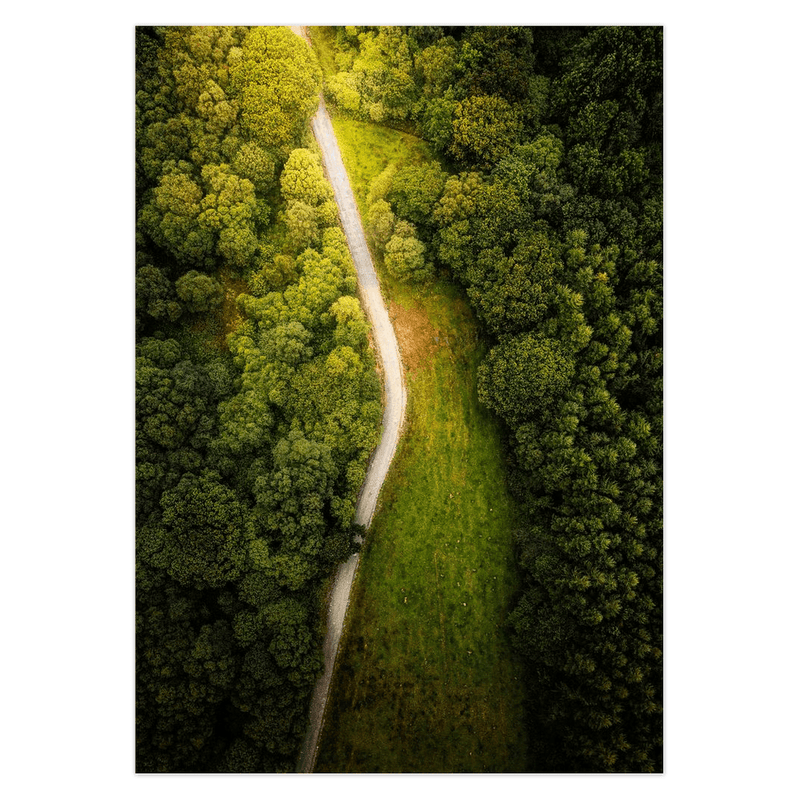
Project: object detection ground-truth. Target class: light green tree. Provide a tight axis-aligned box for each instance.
[366,199,395,251]
[198,163,259,268]
[384,220,432,283]
[328,70,363,114]
[366,163,397,208]
[329,295,370,352]
[229,26,321,152]
[279,148,333,206]
[285,201,321,250]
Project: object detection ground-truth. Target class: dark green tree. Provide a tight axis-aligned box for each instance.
[143,470,253,589]
[478,333,576,426]
[175,270,224,313]
[450,94,522,169]
[139,166,216,268]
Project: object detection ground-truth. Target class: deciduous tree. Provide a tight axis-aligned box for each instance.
[280,148,334,206]
[450,94,522,169]
[139,166,216,268]
[384,220,432,283]
[230,26,321,152]
[478,333,576,425]
[175,270,224,313]
[387,161,447,227]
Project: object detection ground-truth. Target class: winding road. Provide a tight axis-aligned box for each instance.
[293,27,407,774]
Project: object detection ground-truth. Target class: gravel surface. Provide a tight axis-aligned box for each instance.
[295,41,407,773]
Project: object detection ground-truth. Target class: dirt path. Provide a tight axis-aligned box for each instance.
[294,28,407,774]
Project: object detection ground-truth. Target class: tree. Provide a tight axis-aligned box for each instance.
[250,253,297,294]
[229,26,321,152]
[450,94,522,169]
[139,166,215,268]
[477,333,576,426]
[384,221,432,283]
[329,295,371,352]
[290,347,381,526]
[550,26,662,153]
[136,262,183,324]
[416,37,459,98]
[279,149,336,252]
[420,98,456,154]
[327,70,363,114]
[232,141,276,195]
[279,148,333,206]
[281,244,353,330]
[285,201,321,250]
[454,27,536,103]
[387,162,447,227]
[146,470,253,589]
[462,231,563,336]
[175,270,224,313]
[293,345,380,461]
[196,78,239,135]
[344,27,419,122]
[136,337,218,458]
[492,133,573,225]
[254,429,337,588]
[366,199,395,251]
[199,164,259,269]
[137,116,192,185]
[433,171,483,229]
[261,320,314,367]
[136,578,222,772]
[366,163,397,208]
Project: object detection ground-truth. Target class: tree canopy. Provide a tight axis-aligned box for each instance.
[136,26,380,773]
[230,26,321,153]
[136,23,662,774]
[316,24,662,772]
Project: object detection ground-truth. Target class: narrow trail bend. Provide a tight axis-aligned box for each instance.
[294,27,407,774]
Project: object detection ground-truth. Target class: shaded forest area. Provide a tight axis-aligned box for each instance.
[135,26,382,772]
[319,25,663,772]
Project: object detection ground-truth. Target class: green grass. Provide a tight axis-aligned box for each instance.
[331,116,434,209]
[311,103,529,774]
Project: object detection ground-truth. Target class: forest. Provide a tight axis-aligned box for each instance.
[135,25,662,773]
[318,25,663,772]
[135,25,382,771]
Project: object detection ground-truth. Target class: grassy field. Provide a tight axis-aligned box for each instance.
[308,29,529,773]
[315,282,530,773]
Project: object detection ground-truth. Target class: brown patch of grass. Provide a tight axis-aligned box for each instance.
[388,299,442,374]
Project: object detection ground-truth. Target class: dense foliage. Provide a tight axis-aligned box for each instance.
[319,25,662,772]
[135,26,380,772]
